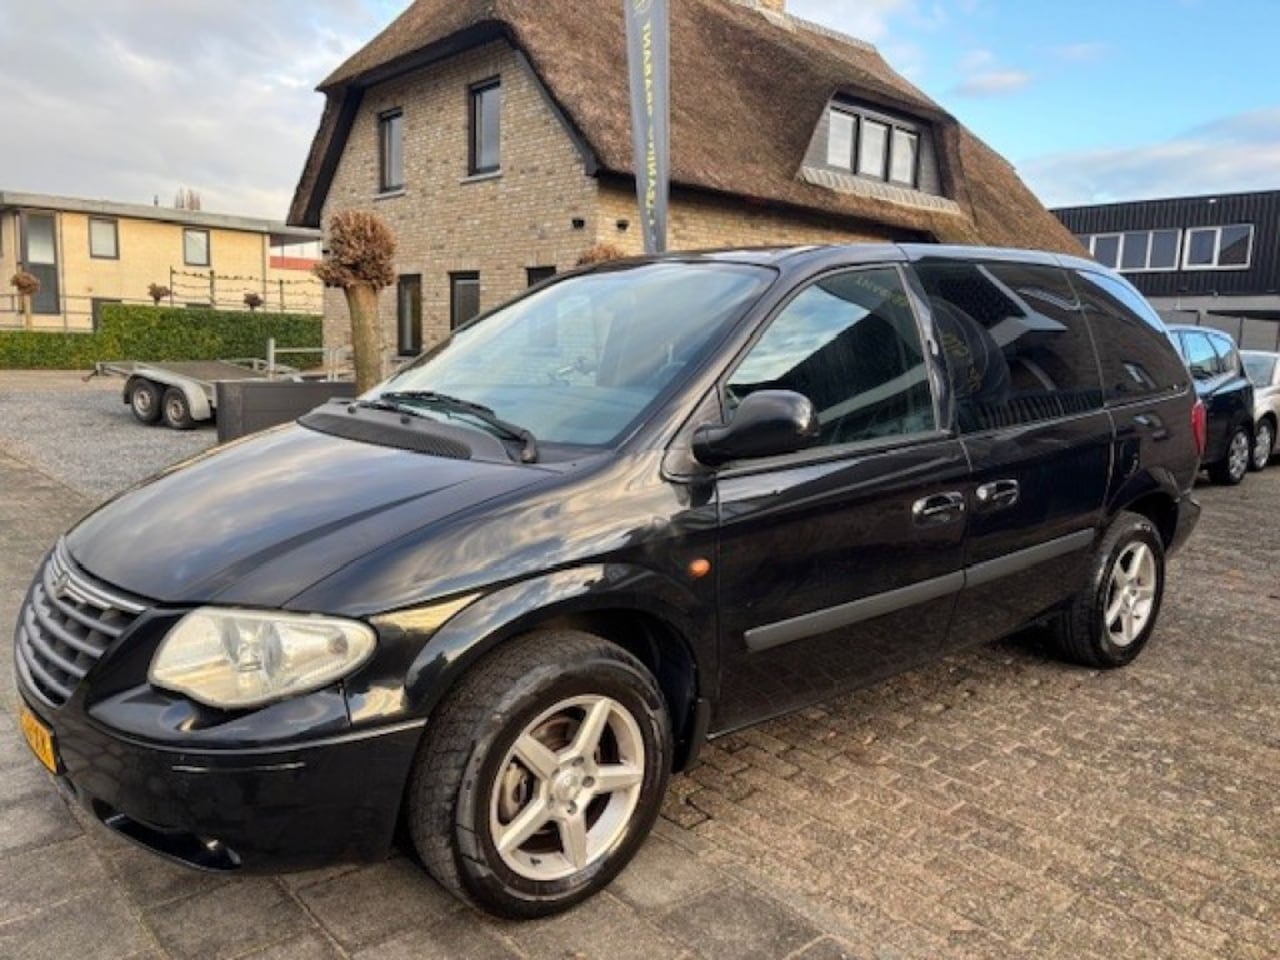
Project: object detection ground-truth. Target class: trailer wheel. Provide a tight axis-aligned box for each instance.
[127,378,163,425]
[162,387,196,430]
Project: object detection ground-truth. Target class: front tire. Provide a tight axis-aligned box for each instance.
[1250,419,1274,472]
[1053,512,1166,669]
[1209,424,1250,484]
[407,630,671,919]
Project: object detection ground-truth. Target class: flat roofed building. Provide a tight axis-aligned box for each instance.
[0,191,322,331]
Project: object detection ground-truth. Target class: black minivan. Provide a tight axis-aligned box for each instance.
[15,245,1201,917]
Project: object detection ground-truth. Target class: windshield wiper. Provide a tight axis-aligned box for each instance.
[365,390,539,463]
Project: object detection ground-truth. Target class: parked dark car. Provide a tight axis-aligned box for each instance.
[1166,325,1255,484]
[15,245,1201,918]
[1242,350,1280,471]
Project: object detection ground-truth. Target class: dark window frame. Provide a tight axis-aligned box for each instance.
[378,108,404,193]
[396,274,422,357]
[826,104,921,190]
[450,271,481,331]
[20,211,61,315]
[526,266,557,288]
[88,217,119,260]
[468,78,502,176]
[183,228,210,267]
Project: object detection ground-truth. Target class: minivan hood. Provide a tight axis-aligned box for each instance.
[67,425,548,606]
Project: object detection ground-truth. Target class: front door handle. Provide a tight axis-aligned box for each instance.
[912,491,966,526]
[975,479,1020,511]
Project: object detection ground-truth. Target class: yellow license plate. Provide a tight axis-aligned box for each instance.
[19,705,58,774]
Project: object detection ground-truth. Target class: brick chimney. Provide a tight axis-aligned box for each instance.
[760,0,786,10]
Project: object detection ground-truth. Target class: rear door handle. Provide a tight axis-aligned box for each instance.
[912,491,966,526]
[975,479,1020,511]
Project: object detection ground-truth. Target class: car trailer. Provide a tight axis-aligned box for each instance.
[92,340,345,430]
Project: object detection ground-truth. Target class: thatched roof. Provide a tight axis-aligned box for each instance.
[289,0,1080,254]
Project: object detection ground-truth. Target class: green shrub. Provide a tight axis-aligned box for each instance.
[0,306,322,370]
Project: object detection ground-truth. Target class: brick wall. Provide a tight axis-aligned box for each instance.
[595,183,901,254]
[320,40,600,365]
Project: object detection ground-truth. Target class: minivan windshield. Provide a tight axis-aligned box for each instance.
[371,262,774,448]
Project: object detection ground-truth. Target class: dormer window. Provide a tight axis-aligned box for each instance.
[825,104,922,189]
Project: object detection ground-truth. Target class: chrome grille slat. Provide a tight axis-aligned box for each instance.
[31,594,109,657]
[41,559,124,638]
[14,540,149,708]
[22,606,89,679]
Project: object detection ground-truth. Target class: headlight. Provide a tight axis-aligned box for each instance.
[149,608,377,709]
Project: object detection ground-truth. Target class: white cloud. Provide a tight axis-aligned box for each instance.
[955,70,1032,97]
[787,0,918,44]
[1021,108,1280,207]
[0,0,388,219]
[1051,41,1107,62]
[958,48,994,72]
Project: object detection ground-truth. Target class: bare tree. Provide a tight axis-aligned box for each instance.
[10,270,39,329]
[314,210,397,392]
[174,187,203,211]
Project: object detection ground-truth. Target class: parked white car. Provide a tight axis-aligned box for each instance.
[1243,350,1280,471]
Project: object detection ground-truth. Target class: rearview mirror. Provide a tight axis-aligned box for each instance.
[692,390,819,467]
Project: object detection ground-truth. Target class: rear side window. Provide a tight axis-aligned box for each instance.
[1178,332,1220,380]
[727,266,936,448]
[913,259,1102,432]
[1207,333,1239,376]
[1070,270,1189,402]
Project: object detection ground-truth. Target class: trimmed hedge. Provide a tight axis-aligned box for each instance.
[0,306,322,370]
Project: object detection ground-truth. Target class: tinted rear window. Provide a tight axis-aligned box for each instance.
[1070,270,1189,402]
[914,258,1102,432]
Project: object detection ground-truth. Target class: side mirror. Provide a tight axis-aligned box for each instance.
[692,390,819,467]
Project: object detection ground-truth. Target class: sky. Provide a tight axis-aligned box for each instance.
[0,0,1276,219]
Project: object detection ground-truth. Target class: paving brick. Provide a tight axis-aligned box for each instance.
[659,885,822,960]
[0,890,153,960]
[145,879,311,960]
[294,858,459,952]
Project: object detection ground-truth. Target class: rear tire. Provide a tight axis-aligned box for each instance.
[1208,425,1250,484]
[1249,419,1274,472]
[1053,511,1165,669]
[128,378,163,425]
[161,386,196,430]
[407,630,671,919]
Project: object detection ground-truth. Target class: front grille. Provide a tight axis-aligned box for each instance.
[14,540,147,708]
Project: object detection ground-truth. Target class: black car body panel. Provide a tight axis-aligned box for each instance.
[14,244,1202,873]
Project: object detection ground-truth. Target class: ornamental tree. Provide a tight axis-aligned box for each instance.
[314,210,397,392]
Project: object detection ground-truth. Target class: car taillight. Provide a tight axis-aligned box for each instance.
[1191,398,1207,460]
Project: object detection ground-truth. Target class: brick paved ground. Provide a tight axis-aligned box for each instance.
[1,379,1277,959]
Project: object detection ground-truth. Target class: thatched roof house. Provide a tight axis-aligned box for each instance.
[289,0,1080,352]
[290,0,1076,253]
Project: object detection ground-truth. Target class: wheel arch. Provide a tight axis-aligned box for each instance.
[1107,468,1182,548]
[389,565,713,772]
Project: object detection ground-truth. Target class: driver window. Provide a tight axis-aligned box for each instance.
[727,267,936,448]
[1180,332,1218,380]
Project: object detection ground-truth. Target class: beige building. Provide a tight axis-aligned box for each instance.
[1,191,322,331]
[289,0,1081,359]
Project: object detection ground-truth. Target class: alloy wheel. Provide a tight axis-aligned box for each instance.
[1253,422,1274,471]
[1228,430,1251,482]
[1104,541,1157,648]
[489,694,645,882]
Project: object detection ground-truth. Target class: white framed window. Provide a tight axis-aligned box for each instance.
[183,228,210,267]
[1081,230,1181,272]
[1182,224,1253,270]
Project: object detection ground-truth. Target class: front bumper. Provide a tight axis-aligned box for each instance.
[19,688,423,872]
